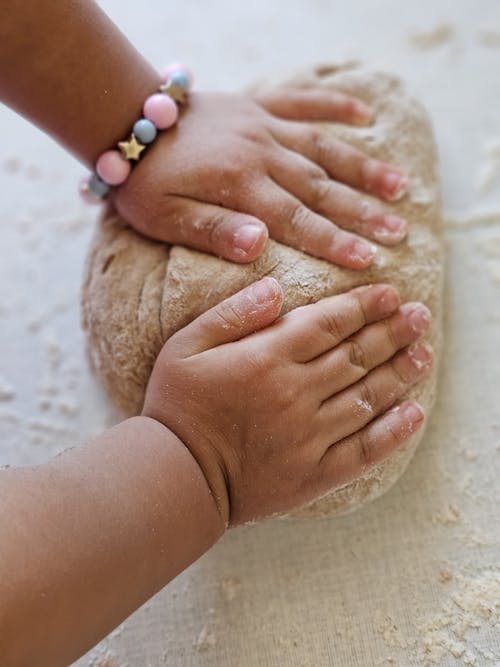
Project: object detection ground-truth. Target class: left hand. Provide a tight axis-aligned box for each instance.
[114,88,408,269]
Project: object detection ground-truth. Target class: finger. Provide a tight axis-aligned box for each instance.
[267,150,407,245]
[319,400,425,486]
[277,284,401,363]
[256,88,374,125]
[169,277,283,356]
[310,302,431,397]
[256,180,377,269]
[271,122,407,202]
[317,342,433,442]
[128,195,269,264]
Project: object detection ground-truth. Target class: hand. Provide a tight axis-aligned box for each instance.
[142,279,432,525]
[114,89,408,270]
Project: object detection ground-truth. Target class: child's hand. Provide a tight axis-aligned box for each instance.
[114,90,407,270]
[143,278,432,525]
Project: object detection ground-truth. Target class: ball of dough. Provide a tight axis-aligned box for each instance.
[81,63,443,517]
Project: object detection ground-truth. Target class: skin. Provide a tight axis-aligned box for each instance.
[0,281,433,665]
[0,1,432,664]
[0,0,408,268]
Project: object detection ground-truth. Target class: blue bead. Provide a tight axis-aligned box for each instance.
[169,70,190,90]
[133,118,157,145]
[88,173,109,198]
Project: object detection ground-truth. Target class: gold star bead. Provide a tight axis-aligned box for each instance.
[118,134,146,161]
[159,81,187,105]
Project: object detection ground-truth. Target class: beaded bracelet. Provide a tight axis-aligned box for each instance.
[79,62,193,203]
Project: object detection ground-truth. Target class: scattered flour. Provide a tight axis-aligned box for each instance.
[44,334,64,370]
[355,398,373,414]
[408,23,456,50]
[373,609,408,649]
[374,570,500,665]
[57,398,80,417]
[476,29,500,49]
[219,576,241,601]
[195,625,217,651]
[3,157,21,173]
[431,504,461,526]
[476,140,500,194]
[444,210,500,229]
[27,417,76,438]
[438,568,454,584]
[0,410,20,425]
[417,570,500,665]
[86,648,123,667]
[0,376,16,401]
[476,234,500,286]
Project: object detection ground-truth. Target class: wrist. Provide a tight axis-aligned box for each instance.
[141,400,232,527]
[132,415,227,539]
[80,63,193,201]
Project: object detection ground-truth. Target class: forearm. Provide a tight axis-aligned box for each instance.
[0,417,224,667]
[0,0,160,166]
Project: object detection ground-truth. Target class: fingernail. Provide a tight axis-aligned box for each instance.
[378,287,400,315]
[351,241,377,265]
[373,215,408,243]
[401,401,424,423]
[233,224,265,256]
[383,171,407,201]
[384,214,407,234]
[249,277,281,305]
[352,102,375,126]
[400,302,431,334]
[408,342,433,369]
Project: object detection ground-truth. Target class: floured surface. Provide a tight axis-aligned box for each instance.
[0,0,499,665]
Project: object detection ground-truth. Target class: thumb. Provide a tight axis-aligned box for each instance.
[170,277,283,356]
[120,194,269,264]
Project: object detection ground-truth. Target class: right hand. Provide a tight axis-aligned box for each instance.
[142,279,432,526]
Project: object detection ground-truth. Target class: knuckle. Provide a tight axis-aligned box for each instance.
[288,205,322,252]
[205,213,228,246]
[357,379,378,414]
[390,359,414,385]
[289,202,311,233]
[318,308,347,342]
[357,429,374,468]
[309,175,331,210]
[384,320,402,352]
[214,302,245,331]
[348,293,367,325]
[240,127,270,147]
[361,157,379,189]
[346,339,368,371]
[310,128,328,162]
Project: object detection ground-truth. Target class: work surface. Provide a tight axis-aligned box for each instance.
[1,1,499,665]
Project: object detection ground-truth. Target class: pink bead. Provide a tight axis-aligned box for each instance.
[161,62,194,87]
[143,93,178,130]
[96,150,131,186]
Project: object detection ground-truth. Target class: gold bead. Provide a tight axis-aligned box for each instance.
[118,134,146,161]
[159,81,188,105]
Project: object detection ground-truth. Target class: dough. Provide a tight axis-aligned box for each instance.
[81,63,443,517]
